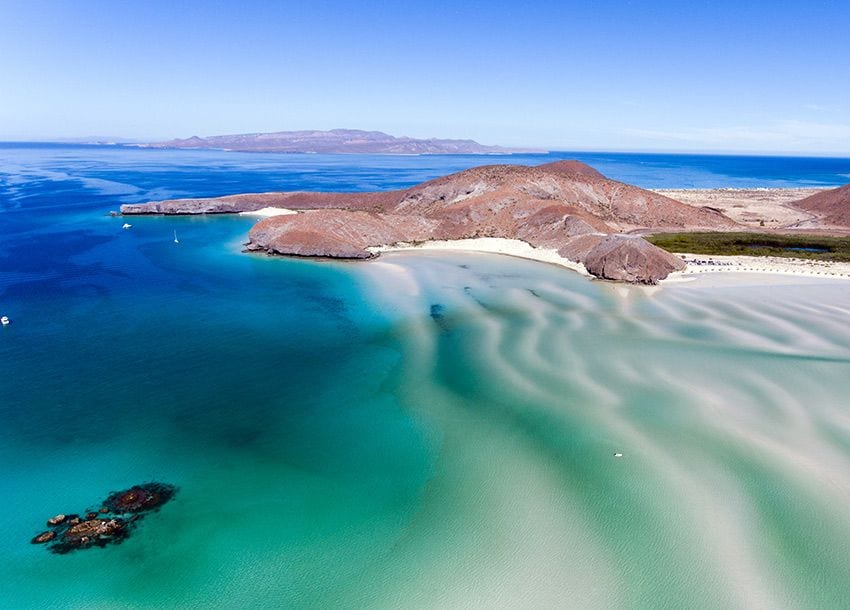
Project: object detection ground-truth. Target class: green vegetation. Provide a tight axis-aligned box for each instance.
[646,232,850,262]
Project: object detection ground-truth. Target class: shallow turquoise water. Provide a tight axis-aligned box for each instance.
[2,145,850,607]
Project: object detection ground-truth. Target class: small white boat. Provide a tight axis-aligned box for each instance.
[613,452,623,458]
[1,316,10,326]
[122,223,132,229]
[173,230,179,244]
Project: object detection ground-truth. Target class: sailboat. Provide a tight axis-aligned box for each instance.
[173,230,179,244]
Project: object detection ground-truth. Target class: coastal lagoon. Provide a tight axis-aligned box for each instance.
[2,144,850,607]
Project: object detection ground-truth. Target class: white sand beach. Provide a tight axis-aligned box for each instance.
[368,238,591,276]
[239,207,299,217]
[666,253,850,282]
[370,238,850,286]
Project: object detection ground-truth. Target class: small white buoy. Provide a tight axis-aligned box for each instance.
[1,316,10,326]
[613,452,623,458]
[122,223,132,229]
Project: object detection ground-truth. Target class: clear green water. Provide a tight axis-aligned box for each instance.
[3,145,850,608]
[350,255,850,609]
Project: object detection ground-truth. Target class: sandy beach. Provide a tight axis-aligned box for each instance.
[239,207,299,217]
[666,253,850,281]
[370,237,850,285]
[368,237,591,276]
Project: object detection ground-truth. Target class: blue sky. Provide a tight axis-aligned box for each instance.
[2,0,849,153]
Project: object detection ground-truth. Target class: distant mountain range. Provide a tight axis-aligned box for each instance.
[143,129,541,155]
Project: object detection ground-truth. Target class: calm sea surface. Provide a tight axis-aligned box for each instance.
[2,144,850,607]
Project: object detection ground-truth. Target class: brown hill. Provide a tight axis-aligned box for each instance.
[794,184,850,227]
[122,160,739,284]
[387,162,734,233]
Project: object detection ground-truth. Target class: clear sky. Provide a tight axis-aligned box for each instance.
[2,0,849,154]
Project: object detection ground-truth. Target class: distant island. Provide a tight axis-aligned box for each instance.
[141,129,542,155]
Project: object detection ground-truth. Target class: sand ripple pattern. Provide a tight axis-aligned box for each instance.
[358,253,850,609]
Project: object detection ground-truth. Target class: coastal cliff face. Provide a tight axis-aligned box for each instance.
[122,160,739,284]
[143,129,537,155]
[794,184,850,227]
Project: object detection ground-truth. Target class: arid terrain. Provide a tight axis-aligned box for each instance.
[653,188,826,228]
[793,184,850,228]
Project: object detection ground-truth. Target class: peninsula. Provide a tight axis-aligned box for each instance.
[121,160,850,284]
[143,129,539,155]
[122,160,739,283]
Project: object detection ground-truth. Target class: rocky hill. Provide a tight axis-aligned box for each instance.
[122,160,739,284]
[144,129,537,155]
[793,184,850,227]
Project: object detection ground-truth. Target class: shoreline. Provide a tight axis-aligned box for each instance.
[665,253,850,282]
[368,238,591,276]
[239,207,299,217]
[368,238,850,285]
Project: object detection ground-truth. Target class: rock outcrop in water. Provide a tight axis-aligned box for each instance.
[122,160,739,284]
[793,183,850,228]
[30,482,177,554]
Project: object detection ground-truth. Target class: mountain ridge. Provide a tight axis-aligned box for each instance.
[143,129,541,155]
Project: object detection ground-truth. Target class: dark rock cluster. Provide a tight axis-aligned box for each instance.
[30,482,177,554]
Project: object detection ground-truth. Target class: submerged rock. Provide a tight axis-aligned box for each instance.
[103,483,177,514]
[46,514,66,526]
[53,518,128,553]
[31,531,56,544]
[31,482,177,554]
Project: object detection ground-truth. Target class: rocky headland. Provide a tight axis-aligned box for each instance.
[122,160,745,284]
[143,129,538,155]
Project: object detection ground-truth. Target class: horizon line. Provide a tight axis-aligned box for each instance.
[2,138,850,159]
